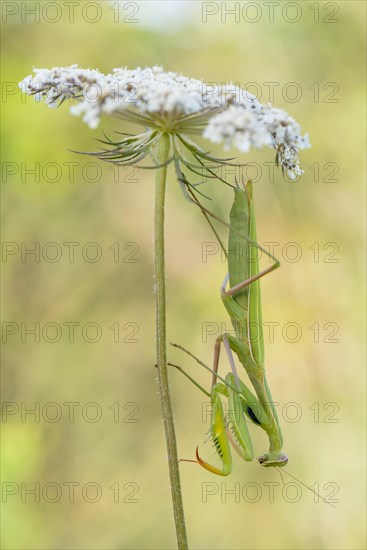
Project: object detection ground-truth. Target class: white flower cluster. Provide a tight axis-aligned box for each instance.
[203,104,310,178]
[19,65,310,176]
[19,64,225,128]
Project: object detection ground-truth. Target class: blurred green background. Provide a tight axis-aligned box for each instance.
[1,1,366,549]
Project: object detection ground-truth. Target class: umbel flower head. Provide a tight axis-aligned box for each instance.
[19,65,310,187]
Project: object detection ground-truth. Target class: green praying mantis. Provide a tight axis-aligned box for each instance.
[172,180,288,476]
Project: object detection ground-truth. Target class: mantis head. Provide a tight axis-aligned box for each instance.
[257,452,288,468]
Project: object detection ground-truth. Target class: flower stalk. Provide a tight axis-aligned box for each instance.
[154,132,188,550]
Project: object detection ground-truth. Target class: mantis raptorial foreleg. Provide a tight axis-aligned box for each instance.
[170,345,267,476]
[172,180,287,475]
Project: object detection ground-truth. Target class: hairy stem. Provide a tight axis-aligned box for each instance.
[154,132,188,549]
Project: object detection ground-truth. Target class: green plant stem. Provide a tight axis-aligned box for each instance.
[154,132,188,550]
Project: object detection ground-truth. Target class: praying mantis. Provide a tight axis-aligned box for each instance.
[172,180,288,476]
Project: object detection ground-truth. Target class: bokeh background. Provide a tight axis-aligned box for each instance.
[1,1,366,548]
